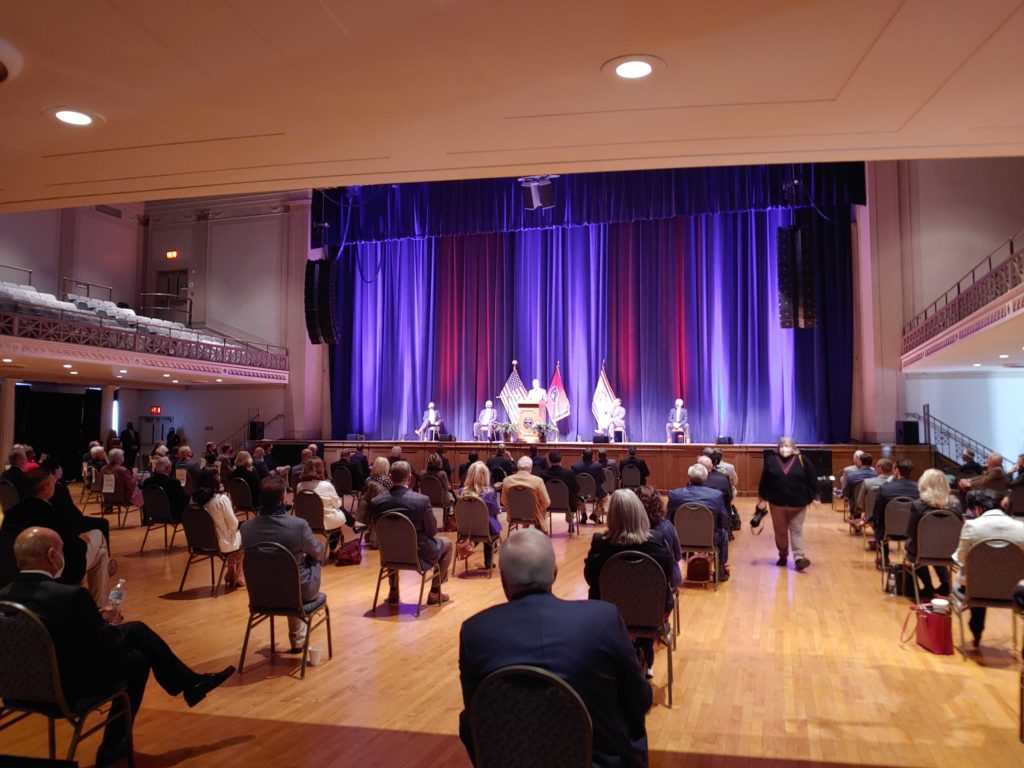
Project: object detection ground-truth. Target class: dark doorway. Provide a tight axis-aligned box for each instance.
[13,386,101,481]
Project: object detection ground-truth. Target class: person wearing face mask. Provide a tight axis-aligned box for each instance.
[756,436,820,571]
[0,527,235,767]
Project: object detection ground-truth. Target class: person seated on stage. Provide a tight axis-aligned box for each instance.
[953,488,1024,650]
[602,399,627,440]
[190,469,244,589]
[174,445,203,486]
[619,446,650,485]
[527,378,547,402]
[543,452,585,526]
[142,456,189,523]
[571,449,609,522]
[1,446,29,499]
[667,463,730,581]
[501,456,551,533]
[485,444,516,482]
[871,458,920,544]
[232,451,263,506]
[457,452,479,486]
[843,451,876,503]
[296,457,351,548]
[634,485,682,589]
[697,455,733,513]
[459,461,502,569]
[1,467,113,605]
[459,528,652,767]
[584,490,676,677]
[665,398,690,443]
[473,399,499,441]
[241,475,325,651]
[368,461,453,606]
[101,448,141,508]
[415,401,445,440]
[957,448,985,477]
[250,446,271,480]
[596,448,618,483]
[529,444,549,474]
[958,452,1009,495]
[905,469,963,600]
[0,527,235,768]
[424,452,456,509]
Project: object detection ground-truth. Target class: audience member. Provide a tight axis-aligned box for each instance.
[0,527,234,767]
[191,469,244,589]
[368,461,453,605]
[41,456,111,551]
[871,458,919,543]
[697,455,733,513]
[757,436,819,571]
[142,456,189,523]
[958,452,1009,495]
[1,447,29,498]
[250,446,271,480]
[543,451,584,528]
[424,452,456,508]
[350,443,370,480]
[571,449,609,522]
[584,490,675,676]
[458,529,651,767]
[0,467,112,605]
[21,444,41,472]
[435,446,454,479]
[174,445,202,485]
[596,448,617,482]
[329,450,364,489]
[485,444,515,481]
[667,463,730,581]
[387,445,404,465]
[707,447,739,489]
[953,488,1024,649]
[459,461,502,569]
[905,469,962,599]
[355,456,392,534]
[843,451,876,501]
[619,446,650,484]
[500,456,551,533]
[88,445,108,475]
[457,451,479,486]
[839,449,865,491]
[203,442,218,467]
[101,448,141,507]
[855,458,893,518]
[634,485,682,589]
[241,476,325,649]
[528,444,549,473]
[231,451,262,504]
[296,457,349,547]
[166,427,181,453]
[957,449,985,477]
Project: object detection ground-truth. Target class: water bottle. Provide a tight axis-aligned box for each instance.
[108,578,126,607]
[887,571,895,596]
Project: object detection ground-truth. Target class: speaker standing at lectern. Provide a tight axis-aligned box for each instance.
[415,402,445,441]
[527,378,548,403]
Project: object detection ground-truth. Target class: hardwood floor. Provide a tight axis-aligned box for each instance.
[3,494,1022,767]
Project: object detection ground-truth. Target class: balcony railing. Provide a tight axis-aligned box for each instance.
[902,227,1024,354]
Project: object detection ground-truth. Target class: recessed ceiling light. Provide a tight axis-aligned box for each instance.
[602,54,665,81]
[162,373,170,378]
[62,364,72,369]
[115,375,123,379]
[215,378,223,383]
[999,354,1009,359]
[972,363,982,367]
[54,109,93,126]
[171,379,179,384]
[118,369,127,374]
[1,358,12,363]
[69,370,79,375]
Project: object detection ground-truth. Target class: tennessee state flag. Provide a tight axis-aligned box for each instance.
[547,362,570,423]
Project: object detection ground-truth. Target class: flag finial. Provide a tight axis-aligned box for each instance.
[512,359,518,367]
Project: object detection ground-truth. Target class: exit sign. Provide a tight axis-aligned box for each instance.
[149,405,162,415]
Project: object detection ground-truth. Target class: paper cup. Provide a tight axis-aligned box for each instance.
[307,646,323,666]
[930,598,949,614]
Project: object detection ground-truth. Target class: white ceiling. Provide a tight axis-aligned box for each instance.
[2,0,1024,213]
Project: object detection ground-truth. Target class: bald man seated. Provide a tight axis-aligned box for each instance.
[458,529,652,767]
[0,527,234,767]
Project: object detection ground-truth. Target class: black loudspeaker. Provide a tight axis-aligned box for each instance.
[592,435,610,444]
[895,420,920,445]
[248,421,265,440]
[715,436,734,445]
[438,433,456,442]
[345,433,365,441]
[303,259,341,344]
[776,225,816,329]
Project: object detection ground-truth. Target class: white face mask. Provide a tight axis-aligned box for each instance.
[778,446,794,458]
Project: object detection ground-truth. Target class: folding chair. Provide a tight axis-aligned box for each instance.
[371,512,443,617]
[140,486,181,553]
[951,538,1024,659]
[506,485,539,537]
[674,502,719,591]
[453,496,500,577]
[178,505,235,597]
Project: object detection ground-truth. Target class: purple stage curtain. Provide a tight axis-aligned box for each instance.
[329,204,853,444]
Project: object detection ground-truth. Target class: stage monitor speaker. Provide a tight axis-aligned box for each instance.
[592,435,610,444]
[248,421,264,440]
[438,433,456,442]
[345,433,365,441]
[715,436,734,445]
[776,225,817,329]
[895,420,920,445]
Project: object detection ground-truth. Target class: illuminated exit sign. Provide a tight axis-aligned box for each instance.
[149,405,162,415]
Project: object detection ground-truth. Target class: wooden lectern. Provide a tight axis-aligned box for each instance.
[515,400,547,443]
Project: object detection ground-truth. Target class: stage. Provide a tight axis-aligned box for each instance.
[272,440,935,496]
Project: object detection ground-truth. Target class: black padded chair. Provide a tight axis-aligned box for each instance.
[226,477,257,521]
[238,541,332,679]
[880,496,915,592]
[420,473,454,528]
[293,491,326,533]
[620,466,642,490]
[140,485,180,553]
[951,538,1024,659]
[899,509,962,604]
[178,504,234,597]
[100,472,134,529]
[371,512,442,617]
[330,465,358,513]
[674,502,719,591]
[544,478,579,536]
[469,665,592,768]
[0,601,134,765]
[598,551,674,707]
[576,473,602,522]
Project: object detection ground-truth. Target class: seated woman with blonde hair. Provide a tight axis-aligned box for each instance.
[296,457,351,533]
[458,461,501,569]
[906,468,963,599]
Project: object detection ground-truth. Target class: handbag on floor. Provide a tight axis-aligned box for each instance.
[900,604,953,655]
[334,537,362,566]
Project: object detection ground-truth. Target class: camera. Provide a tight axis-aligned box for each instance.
[751,502,768,528]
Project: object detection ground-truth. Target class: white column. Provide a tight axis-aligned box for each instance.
[101,385,116,438]
[0,378,17,462]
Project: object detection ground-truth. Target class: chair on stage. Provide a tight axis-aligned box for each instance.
[468,665,592,768]
[669,424,690,444]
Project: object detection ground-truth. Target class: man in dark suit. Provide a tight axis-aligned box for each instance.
[958,449,985,477]
[596,448,618,482]
[368,461,453,605]
[119,421,141,471]
[543,452,584,526]
[1,467,112,604]
[528,444,549,474]
[142,456,189,523]
[241,475,326,651]
[435,446,454,479]
[697,455,733,510]
[667,464,730,579]
[570,449,608,522]
[485,445,515,482]
[174,445,203,485]
[330,450,364,489]
[871,458,920,542]
[351,444,370,479]
[458,452,480,486]
[619,446,650,485]
[843,452,877,502]
[1,446,29,499]
[459,528,651,767]
[0,527,234,767]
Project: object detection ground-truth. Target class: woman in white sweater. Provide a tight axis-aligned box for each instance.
[192,469,244,588]
[296,457,350,532]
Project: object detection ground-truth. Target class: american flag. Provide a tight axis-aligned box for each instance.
[499,361,529,424]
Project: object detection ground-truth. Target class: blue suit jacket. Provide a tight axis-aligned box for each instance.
[667,484,729,531]
[459,590,651,767]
